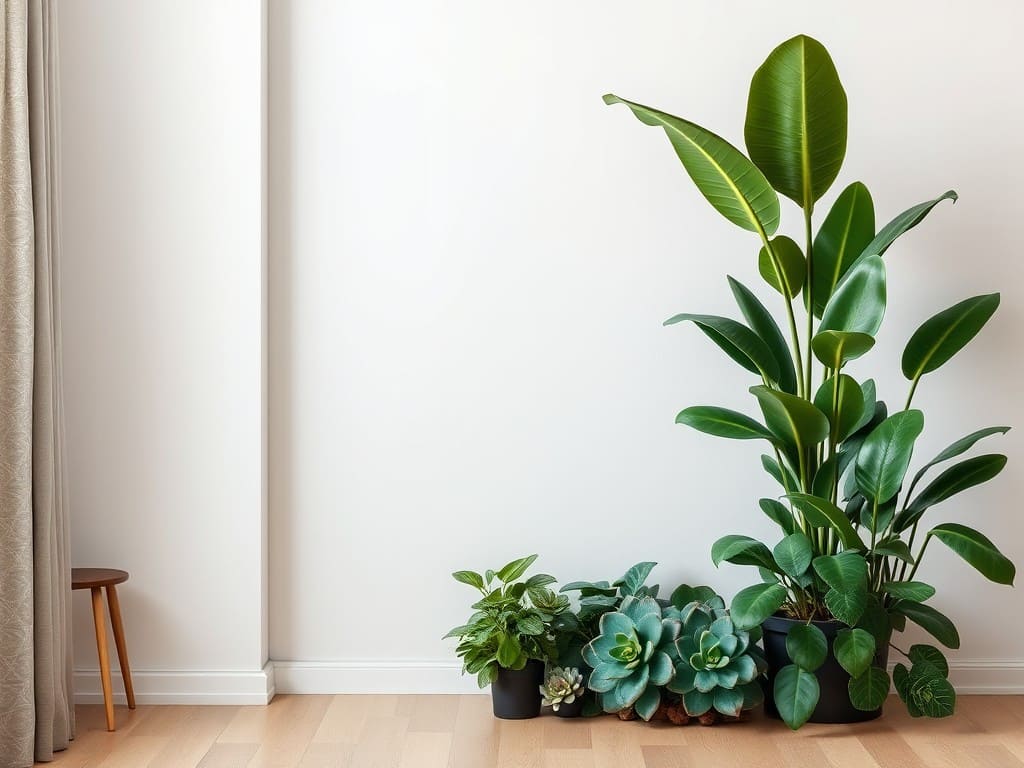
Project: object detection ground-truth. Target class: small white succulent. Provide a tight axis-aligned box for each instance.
[540,666,584,711]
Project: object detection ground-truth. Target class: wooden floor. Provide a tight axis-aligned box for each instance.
[42,694,1024,767]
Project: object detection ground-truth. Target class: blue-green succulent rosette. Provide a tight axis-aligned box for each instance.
[667,598,767,717]
[581,596,679,721]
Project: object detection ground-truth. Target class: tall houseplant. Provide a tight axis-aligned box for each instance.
[605,35,1015,728]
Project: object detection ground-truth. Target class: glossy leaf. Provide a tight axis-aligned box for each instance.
[744,34,847,210]
[730,583,787,630]
[812,181,875,315]
[787,494,864,550]
[810,330,875,370]
[849,379,879,436]
[761,455,798,494]
[786,623,828,672]
[819,255,886,336]
[834,628,875,678]
[858,190,958,260]
[907,670,956,718]
[855,595,892,648]
[496,555,538,584]
[774,533,813,581]
[881,581,936,602]
[675,406,775,441]
[452,571,485,590]
[773,664,820,730]
[665,313,781,383]
[909,644,949,677]
[929,523,1016,585]
[750,386,830,459]
[760,497,796,535]
[903,454,1007,525]
[605,95,781,234]
[712,535,779,572]
[758,236,805,298]
[902,294,1000,381]
[813,551,868,625]
[855,410,925,504]
[848,666,889,711]
[728,276,798,394]
[895,601,960,649]
[906,426,1011,501]
[873,538,915,565]
[814,374,865,443]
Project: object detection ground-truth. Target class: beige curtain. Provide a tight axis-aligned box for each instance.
[0,0,73,765]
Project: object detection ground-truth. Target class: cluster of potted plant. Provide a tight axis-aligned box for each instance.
[446,33,1016,729]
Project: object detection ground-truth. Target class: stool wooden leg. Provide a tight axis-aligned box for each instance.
[91,587,115,731]
[105,585,135,709]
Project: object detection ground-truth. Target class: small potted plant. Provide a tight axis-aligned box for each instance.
[444,554,569,719]
[540,666,585,717]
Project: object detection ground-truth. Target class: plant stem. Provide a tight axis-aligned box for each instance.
[904,377,920,411]
[897,520,920,582]
[803,209,815,400]
[758,234,805,398]
[906,534,932,582]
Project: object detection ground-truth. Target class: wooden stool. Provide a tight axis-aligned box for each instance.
[72,568,136,731]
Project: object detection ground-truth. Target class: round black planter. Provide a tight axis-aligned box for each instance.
[762,614,890,724]
[491,660,544,719]
[553,695,585,718]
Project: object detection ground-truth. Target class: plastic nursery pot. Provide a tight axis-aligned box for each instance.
[761,614,891,724]
[491,660,544,720]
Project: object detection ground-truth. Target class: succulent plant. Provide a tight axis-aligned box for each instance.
[540,666,584,711]
[582,595,680,721]
[667,594,767,718]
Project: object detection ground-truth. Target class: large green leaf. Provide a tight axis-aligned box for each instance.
[859,190,958,260]
[750,386,830,461]
[894,601,960,649]
[814,374,864,443]
[881,581,936,602]
[760,497,797,535]
[902,294,1000,382]
[786,623,828,672]
[758,236,805,299]
[813,551,869,625]
[773,664,820,730]
[810,330,875,370]
[761,456,799,494]
[819,255,886,336]
[834,628,875,678]
[496,555,538,584]
[773,533,813,581]
[675,406,775,441]
[812,181,875,315]
[744,34,847,211]
[730,583,787,630]
[787,494,865,550]
[907,668,956,718]
[848,666,890,711]
[605,95,780,234]
[929,523,1016,585]
[909,644,949,677]
[902,454,1007,527]
[728,277,798,394]
[855,410,925,504]
[665,313,781,383]
[712,535,779,572]
[905,426,1011,501]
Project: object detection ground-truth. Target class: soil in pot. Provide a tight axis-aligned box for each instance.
[761,614,890,724]
[491,660,544,719]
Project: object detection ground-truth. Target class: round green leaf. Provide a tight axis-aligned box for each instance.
[713,687,745,718]
[929,523,1016,585]
[750,386,830,458]
[909,644,949,677]
[773,533,813,581]
[907,666,956,718]
[730,583,787,630]
[773,664,820,730]
[605,95,781,235]
[812,181,875,316]
[744,34,847,210]
[675,406,774,441]
[848,666,889,711]
[819,255,886,336]
[902,293,1000,382]
[758,236,805,299]
[810,330,875,370]
[855,410,925,505]
[786,623,828,672]
[834,628,875,678]
[634,685,661,721]
[814,374,865,443]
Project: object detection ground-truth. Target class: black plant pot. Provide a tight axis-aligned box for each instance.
[553,695,585,718]
[491,660,544,719]
[762,614,890,724]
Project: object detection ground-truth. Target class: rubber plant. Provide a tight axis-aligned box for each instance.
[604,35,1015,728]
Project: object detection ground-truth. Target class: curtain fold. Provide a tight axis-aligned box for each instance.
[0,0,72,765]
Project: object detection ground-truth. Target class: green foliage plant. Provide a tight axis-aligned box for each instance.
[444,555,569,688]
[540,666,584,711]
[604,34,1016,728]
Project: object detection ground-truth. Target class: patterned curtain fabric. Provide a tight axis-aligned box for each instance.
[0,0,73,765]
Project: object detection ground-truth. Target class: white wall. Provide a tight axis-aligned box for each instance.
[268,0,1024,693]
[59,1,270,702]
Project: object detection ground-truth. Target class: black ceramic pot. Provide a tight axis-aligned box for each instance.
[491,660,544,719]
[762,614,890,724]
[553,695,585,718]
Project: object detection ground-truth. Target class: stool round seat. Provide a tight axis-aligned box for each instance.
[72,568,129,589]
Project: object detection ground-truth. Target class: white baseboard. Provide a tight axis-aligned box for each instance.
[72,658,1024,703]
[273,658,1024,696]
[73,661,275,705]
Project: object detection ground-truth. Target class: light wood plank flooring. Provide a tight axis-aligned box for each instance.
[42,694,1024,767]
